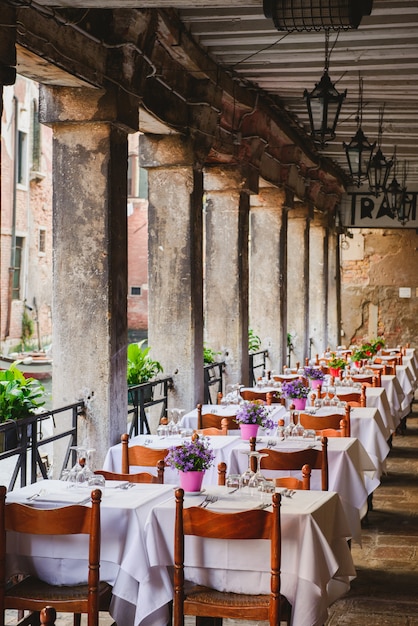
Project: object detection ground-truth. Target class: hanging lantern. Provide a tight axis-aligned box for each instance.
[263,0,374,32]
[367,106,393,197]
[304,30,346,148]
[343,76,375,186]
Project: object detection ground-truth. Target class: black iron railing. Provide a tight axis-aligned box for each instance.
[127,375,174,436]
[204,361,226,404]
[249,350,269,386]
[0,400,84,491]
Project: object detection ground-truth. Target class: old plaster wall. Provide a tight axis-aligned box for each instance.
[341,229,418,347]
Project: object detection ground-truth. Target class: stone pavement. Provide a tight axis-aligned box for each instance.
[6,396,418,625]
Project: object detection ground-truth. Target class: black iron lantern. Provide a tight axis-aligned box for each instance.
[304,30,346,148]
[367,106,393,197]
[386,159,411,225]
[343,77,375,186]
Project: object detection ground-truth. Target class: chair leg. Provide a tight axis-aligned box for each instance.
[73,614,81,626]
[196,619,222,626]
[17,612,40,626]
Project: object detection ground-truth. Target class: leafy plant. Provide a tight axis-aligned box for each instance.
[0,362,45,422]
[203,344,220,365]
[281,379,310,399]
[328,353,347,369]
[248,328,261,353]
[127,340,163,385]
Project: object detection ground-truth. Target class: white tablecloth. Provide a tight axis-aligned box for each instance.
[335,385,395,436]
[7,480,175,626]
[380,374,405,425]
[180,403,286,433]
[102,433,241,487]
[145,487,356,626]
[226,436,376,544]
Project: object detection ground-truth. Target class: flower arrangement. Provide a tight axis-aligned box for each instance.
[281,379,309,399]
[304,366,325,381]
[164,434,215,473]
[327,353,347,369]
[234,401,274,430]
[370,337,385,354]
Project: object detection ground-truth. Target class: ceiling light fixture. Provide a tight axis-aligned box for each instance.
[304,29,346,148]
[367,105,393,197]
[263,0,374,32]
[343,76,375,186]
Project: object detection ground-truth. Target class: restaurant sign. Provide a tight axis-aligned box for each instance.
[341,190,418,229]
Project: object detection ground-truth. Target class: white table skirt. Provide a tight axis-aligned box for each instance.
[226,436,376,544]
[145,488,356,626]
[6,480,175,626]
[102,434,241,487]
[380,375,405,424]
[335,385,395,436]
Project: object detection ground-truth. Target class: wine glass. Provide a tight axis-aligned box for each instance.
[291,412,305,438]
[76,448,96,487]
[67,446,87,486]
[248,452,269,496]
[240,450,256,492]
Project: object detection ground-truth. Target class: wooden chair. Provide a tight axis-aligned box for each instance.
[120,433,169,474]
[240,390,269,403]
[0,486,113,626]
[336,385,366,408]
[196,404,239,431]
[95,458,165,484]
[274,464,311,491]
[173,488,292,626]
[299,411,350,437]
[194,417,228,437]
[256,437,329,490]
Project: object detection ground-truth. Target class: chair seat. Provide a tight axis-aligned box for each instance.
[6,576,112,610]
[184,583,291,619]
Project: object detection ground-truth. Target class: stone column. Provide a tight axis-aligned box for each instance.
[308,210,328,360]
[327,227,340,347]
[139,135,204,414]
[250,186,287,372]
[287,203,310,366]
[40,85,138,466]
[204,166,252,387]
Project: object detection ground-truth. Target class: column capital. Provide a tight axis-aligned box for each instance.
[139,135,196,168]
[39,85,139,132]
[204,164,258,194]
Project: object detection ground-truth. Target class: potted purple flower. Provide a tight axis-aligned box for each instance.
[281,379,309,411]
[234,400,274,440]
[304,366,325,390]
[165,434,215,493]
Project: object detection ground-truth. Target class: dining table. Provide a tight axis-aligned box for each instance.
[179,402,287,432]
[102,433,241,487]
[6,479,175,626]
[227,435,376,544]
[145,485,356,626]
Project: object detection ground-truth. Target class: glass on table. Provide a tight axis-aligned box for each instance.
[248,452,268,497]
[76,448,96,487]
[226,474,242,492]
[87,473,106,494]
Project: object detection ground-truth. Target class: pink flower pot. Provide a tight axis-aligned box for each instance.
[179,470,205,493]
[240,423,259,440]
[292,398,307,411]
[310,379,323,390]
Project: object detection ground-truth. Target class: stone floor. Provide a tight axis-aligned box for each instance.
[6,397,418,625]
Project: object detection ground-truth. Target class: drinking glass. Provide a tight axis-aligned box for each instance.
[240,451,256,492]
[248,452,268,496]
[67,446,87,486]
[76,448,96,487]
[226,474,242,492]
[291,412,305,438]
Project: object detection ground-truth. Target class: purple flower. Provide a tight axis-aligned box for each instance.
[281,379,309,399]
[234,401,274,430]
[304,367,325,381]
[164,436,215,472]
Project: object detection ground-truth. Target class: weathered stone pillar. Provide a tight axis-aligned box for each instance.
[204,166,253,387]
[250,186,287,372]
[287,203,310,366]
[40,85,138,466]
[308,210,329,359]
[327,228,341,347]
[139,135,204,414]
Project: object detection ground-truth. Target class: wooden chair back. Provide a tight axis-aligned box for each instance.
[196,404,239,430]
[121,433,169,474]
[217,462,227,485]
[273,464,311,490]
[194,417,228,437]
[336,385,366,408]
[173,488,291,626]
[240,390,269,403]
[95,459,165,483]
[256,438,329,490]
[299,411,350,437]
[0,486,112,626]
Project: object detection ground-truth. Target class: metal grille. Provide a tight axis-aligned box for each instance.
[263,0,373,31]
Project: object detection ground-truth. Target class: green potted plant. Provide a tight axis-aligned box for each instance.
[328,353,347,377]
[248,328,261,353]
[203,344,221,365]
[0,362,45,450]
[127,341,163,404]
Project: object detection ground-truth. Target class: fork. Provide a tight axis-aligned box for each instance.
[200,495,218,508]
